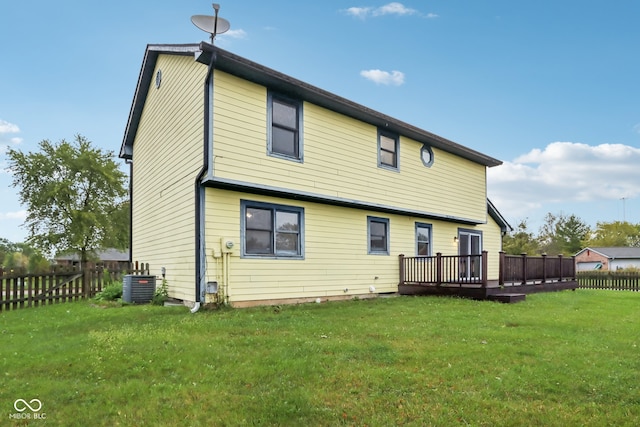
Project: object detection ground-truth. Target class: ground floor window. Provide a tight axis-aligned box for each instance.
[241,200,304,258]
[416,222,432,256]
[368,216,389,255]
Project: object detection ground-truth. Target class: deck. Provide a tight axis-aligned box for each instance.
[398,252,577,303]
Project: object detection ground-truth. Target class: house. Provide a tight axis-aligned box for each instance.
[55,248,130,271]
[119,43,510,308]
[574,247,640,271]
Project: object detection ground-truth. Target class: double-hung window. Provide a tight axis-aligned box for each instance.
[268,92,303,161]
[242,201,304,258]
[416,223,432,256]
[378,130,399,170]
[368,216,389,255]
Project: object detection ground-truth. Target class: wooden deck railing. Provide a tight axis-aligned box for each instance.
[499,253,576,285]
[399,251,488,287]
[399,252,576,287]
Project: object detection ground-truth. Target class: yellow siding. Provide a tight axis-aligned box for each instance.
[477,216,504,279]
[131,54,206,301]
[212,71,487,223]
[204,188,498,305]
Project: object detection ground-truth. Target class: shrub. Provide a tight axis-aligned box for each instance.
[95,282,123,301]
[151,279,169,306]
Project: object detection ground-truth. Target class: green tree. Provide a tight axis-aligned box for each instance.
[586,221,640,247]
[502,219,540,255]
[6,135,128,265]
[538,212,590,256]
[2,251,28,272]
[0,238,19,267]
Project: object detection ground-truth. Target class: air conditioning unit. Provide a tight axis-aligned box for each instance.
[123,275,156,303]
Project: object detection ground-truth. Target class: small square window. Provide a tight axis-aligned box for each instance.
[368,216,389,255]
[378,130,399,170]
[268,92,303,161]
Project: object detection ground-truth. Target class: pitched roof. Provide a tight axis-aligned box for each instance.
[576,247,640,259]
[56,248,130,262]
[120,43,502,169]
[488,199,512,233]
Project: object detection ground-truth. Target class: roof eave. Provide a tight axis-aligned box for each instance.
[487,199,512,233]
[120,44,201,160]
[195,42,503,168]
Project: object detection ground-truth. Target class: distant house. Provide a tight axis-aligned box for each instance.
[574,247,640,271]
[55,248,130,271]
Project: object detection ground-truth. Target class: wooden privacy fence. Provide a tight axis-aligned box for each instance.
[578,271,640,292]
[0,261,149,312]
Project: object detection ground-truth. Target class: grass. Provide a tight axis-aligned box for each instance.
[1,290,639,426]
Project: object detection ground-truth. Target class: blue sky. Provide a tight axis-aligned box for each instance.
[1,1,640,243]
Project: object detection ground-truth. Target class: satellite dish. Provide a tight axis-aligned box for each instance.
[191,15,231,36]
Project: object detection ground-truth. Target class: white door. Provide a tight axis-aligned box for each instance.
[459,231,482,280]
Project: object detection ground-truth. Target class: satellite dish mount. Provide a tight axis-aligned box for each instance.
[191,3,230,44]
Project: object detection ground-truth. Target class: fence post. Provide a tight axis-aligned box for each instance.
[558,254,564,282]
[398,254,405,285]
[436,253,442,285]
[542,253,547,284]
[521,253,527,285]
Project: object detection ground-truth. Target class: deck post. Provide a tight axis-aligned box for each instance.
[498,251,505,286]
[398,254,405,286]
[558,254,564,281]
[542,253,547,283]
[436,252,442,285]
[521,253,527,285]
[481,250,488,287]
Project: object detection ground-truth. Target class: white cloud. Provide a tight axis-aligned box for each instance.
[0,119,20,134]
[360,69,405,86]
[425,13,439,19]
[488,142,640,220]
[222,29,247,39]
[345,3,428,19]
[346,7,372,19]
[0,210,26,220]
[373,2,417,16]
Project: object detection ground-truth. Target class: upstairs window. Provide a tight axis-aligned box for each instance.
[268,92,303,161]
[378,130,399,170]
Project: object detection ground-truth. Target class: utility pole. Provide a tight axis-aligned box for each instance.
[621,197,627,223]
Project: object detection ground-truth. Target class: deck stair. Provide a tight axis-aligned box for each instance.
[487,293,526,304]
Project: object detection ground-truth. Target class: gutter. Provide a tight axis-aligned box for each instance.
[126,159,133,263]
[193,45,218,313]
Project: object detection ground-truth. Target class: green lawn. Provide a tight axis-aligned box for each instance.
[1,290,639,426]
